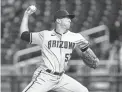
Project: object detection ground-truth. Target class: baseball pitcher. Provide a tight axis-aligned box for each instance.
[20,5,99,92]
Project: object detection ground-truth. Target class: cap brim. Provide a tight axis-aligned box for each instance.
[67,15,75,19]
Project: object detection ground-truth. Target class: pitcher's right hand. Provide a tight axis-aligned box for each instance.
[24,5,37,16]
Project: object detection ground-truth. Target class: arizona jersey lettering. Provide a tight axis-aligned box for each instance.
[48,40,75,49]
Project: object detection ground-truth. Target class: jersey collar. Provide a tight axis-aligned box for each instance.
[52,29,69,36]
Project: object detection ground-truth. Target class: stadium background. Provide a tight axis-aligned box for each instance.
[1,0,122,92]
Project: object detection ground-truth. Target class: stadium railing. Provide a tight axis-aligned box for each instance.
[1,59,122,92]
[13,24,109,66]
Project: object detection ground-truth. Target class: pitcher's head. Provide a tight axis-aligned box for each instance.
[54,10,75,30]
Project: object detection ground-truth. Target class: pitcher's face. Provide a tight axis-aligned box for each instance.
[60,17,71,30]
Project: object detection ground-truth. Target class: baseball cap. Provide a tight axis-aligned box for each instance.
[54,10,75,21]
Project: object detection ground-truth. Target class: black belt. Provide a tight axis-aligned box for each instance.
[46,69,64,76]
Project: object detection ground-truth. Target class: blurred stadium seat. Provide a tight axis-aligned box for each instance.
[1,0,122,92]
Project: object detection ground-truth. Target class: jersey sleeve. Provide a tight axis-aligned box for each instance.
[75,33,89,50]
[30,31,44,45]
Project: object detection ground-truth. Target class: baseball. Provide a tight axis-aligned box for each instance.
[30,5,37,11]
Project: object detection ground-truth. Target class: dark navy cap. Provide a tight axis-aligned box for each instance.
[54,10,75,21]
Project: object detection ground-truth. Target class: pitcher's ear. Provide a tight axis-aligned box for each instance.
[56,19,61,24]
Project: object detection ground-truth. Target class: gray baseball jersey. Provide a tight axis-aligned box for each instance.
[22,29,89,92]
[30,29,89,73]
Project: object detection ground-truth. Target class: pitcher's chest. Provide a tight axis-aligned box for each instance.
[44,35,76,50]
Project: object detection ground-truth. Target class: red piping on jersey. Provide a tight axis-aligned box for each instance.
[59,35,62,73]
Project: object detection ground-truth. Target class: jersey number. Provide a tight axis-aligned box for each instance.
[65,53,71,62]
